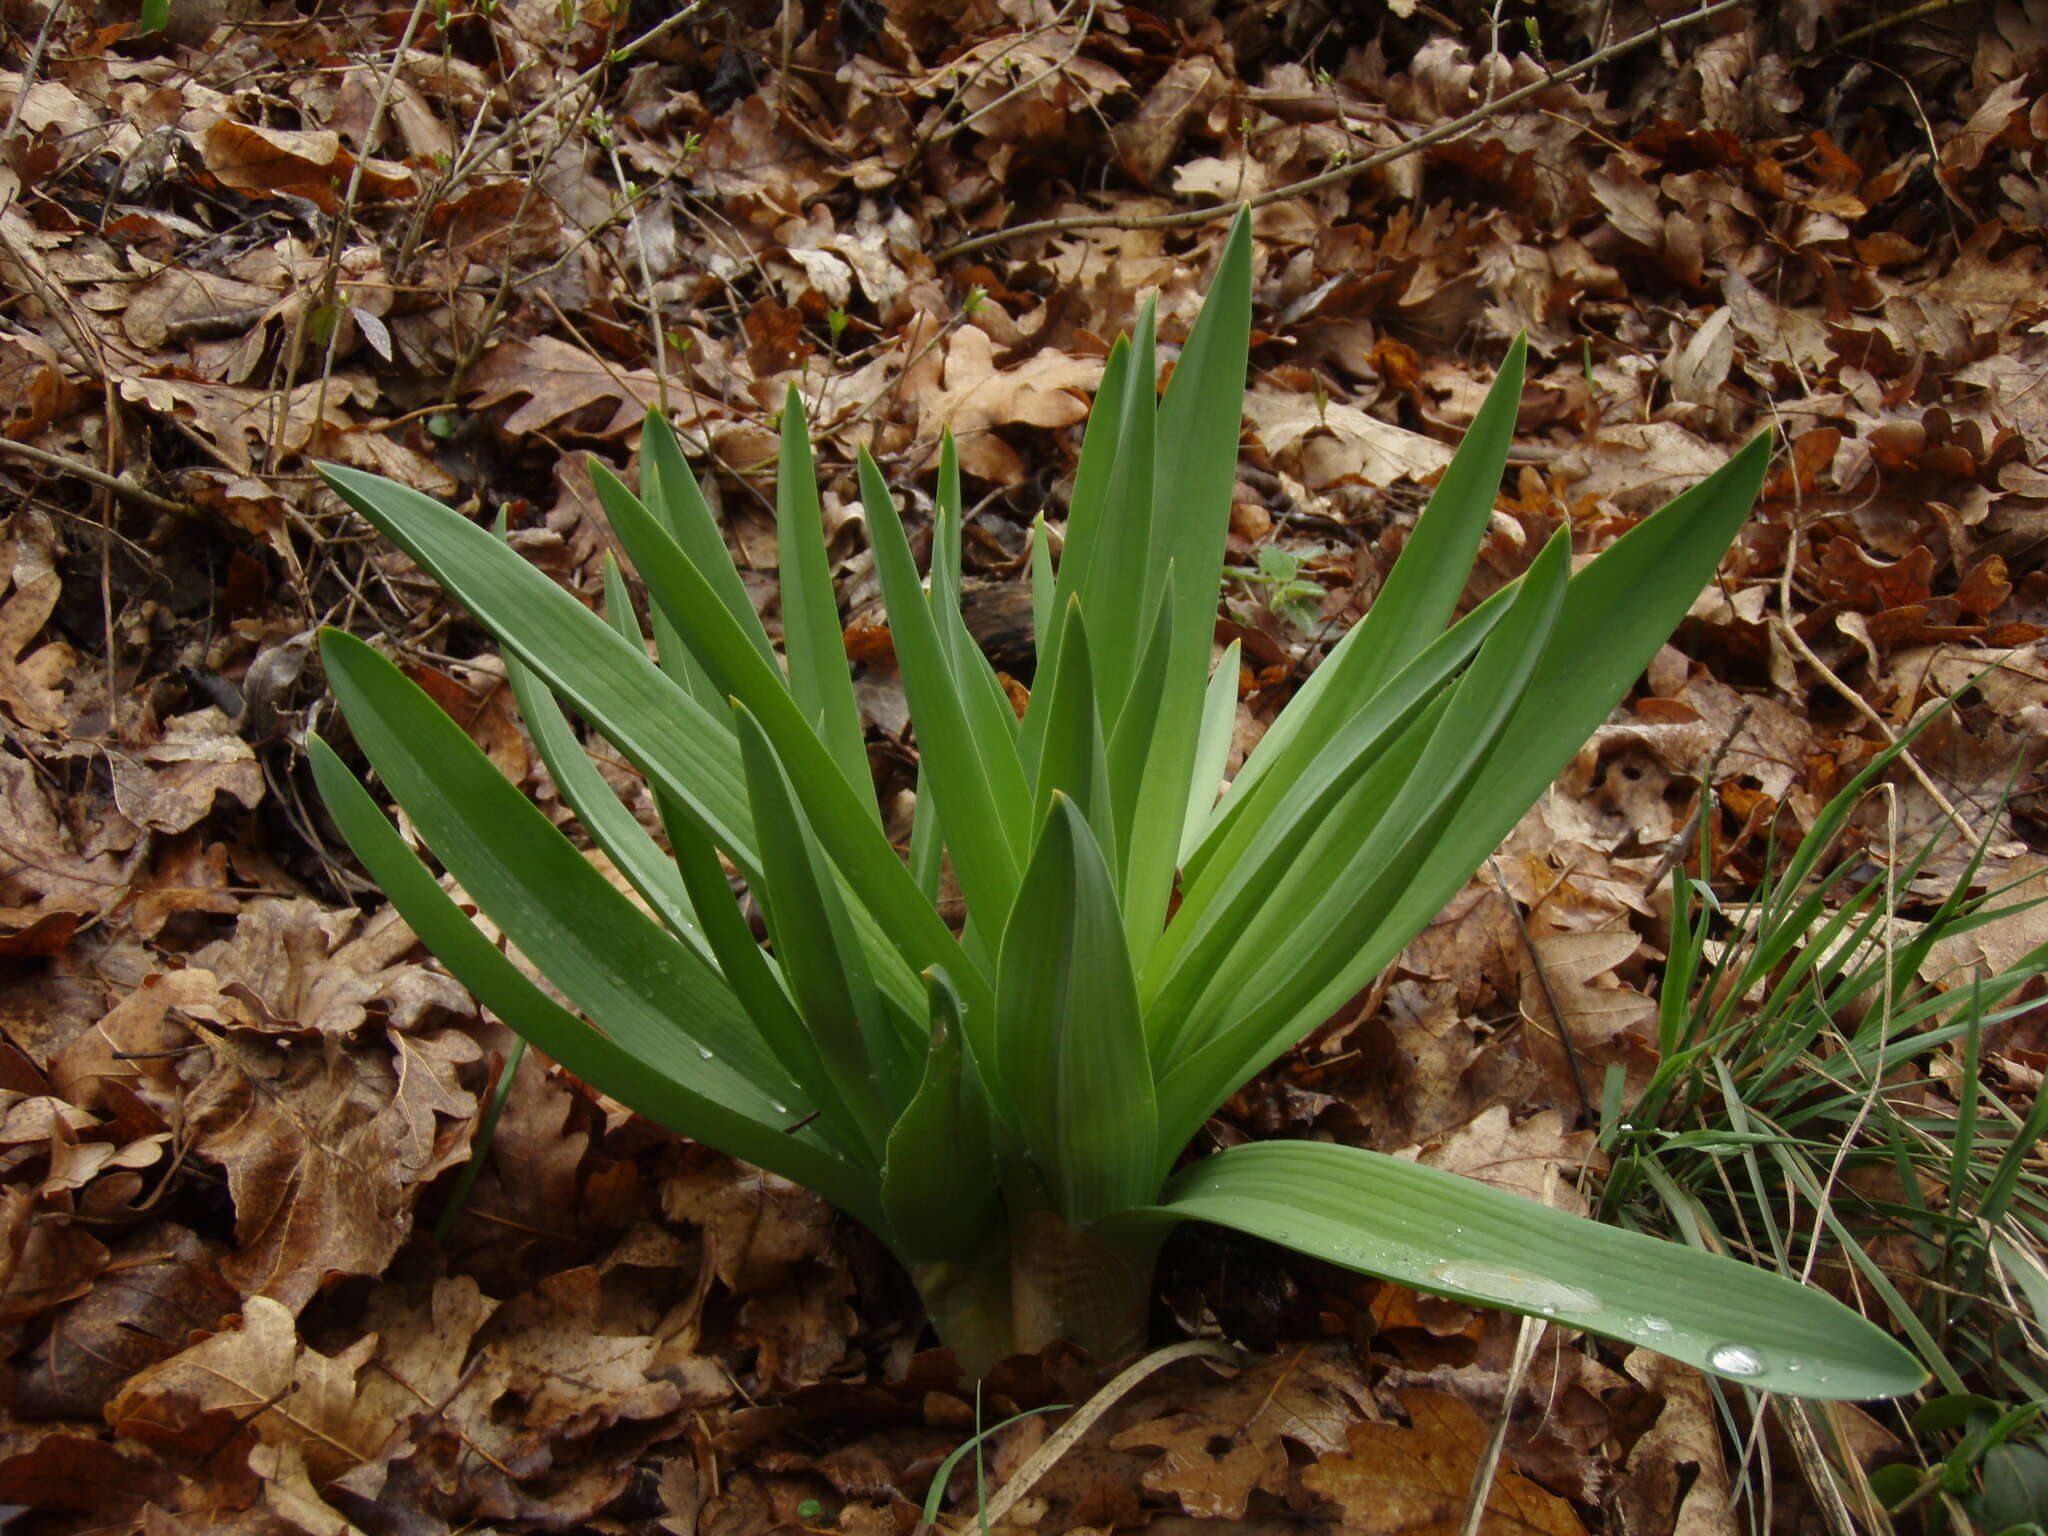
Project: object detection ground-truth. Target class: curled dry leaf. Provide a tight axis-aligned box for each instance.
[199,120,415,212]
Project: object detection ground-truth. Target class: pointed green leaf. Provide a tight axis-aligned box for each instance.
[860,448,1029,924]
[318,629,796,1107]
[582,458,981,1009]
[1078,302,1159,715]
[307,734,878,1227]
[1118,210,1254,955]
[1178,639,1241,867]
[1031,599,1115,860]
[641,410,778,670]
[996,797,1155,1223]
[882,969,1000,1262]
[734,703,915,1157]
[317,462,757,872]
[1119,1140,1923,1400]
[1206,335,1528,854]
[1152,532,1571,1144]
[501,647,708,960]
[777,389,876,801]
[1105,567,1175,887]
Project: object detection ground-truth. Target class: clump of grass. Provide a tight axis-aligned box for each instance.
[1600,727,2048,1531]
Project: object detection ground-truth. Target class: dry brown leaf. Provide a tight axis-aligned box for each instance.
[0,745,136,950]
[0,513,73,734]
[96,706,266,835]
[1244,387,1453,488]
[1300,1387,1589,1536]
[5,1220,237,1420]
[1111,1344,1372,1519]
[663,1147,839,1296]
[108,1294,389,1484]
[0,331,79,440]
[1614,1350,1735,1536]
[1519,927,1656,1053]
[909,326,1100,481]
[114,372,372,473]
[468,333,719,439]
[1405,1106,1607,1218]
[200,119,415,212]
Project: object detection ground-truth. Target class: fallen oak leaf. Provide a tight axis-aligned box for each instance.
[1109,1343,1373,1520]
[1300,1386,1589,1536]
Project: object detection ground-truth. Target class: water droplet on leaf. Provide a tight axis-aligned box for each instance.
[1709,1343,1766,1378]
[1428,1263,1599,1313]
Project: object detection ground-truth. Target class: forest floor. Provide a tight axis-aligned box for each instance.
[2,0,2048,1532]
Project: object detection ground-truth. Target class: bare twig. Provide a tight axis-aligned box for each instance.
[935,0,1747,262]
[0,438,187,517]
[1802,0,1972,61]
[0,0,68,150]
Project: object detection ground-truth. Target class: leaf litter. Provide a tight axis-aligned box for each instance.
[0,0,2045,1530]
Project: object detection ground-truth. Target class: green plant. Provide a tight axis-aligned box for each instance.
[1232,544,1329,632]
[309,212,1919,1397]
[1600,751,2048,1507]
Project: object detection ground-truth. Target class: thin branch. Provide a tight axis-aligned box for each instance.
[0,438,188,516]
[936,0,1748,262]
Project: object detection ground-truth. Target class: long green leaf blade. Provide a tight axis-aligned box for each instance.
[882,969,1000,1262]
[1206,335,1528,852]
[316,462,758,872]
[583,459,981,1008]
[1122,1140,1924,1400]
[734,703,914,1156]
[318,630,798,1109]
[307,734,878,1227]
[1118,211,1254,957]
[640,410,778,670]
[499,630,703,962]
[860,448,1028,924]
[777,389,876,803]
[996,797,1155,1223]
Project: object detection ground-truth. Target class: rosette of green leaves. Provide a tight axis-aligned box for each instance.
[309,210,1920,1400]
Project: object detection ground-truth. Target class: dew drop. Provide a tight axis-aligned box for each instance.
[771,1101,788,1114]
[697,1046,714,1061]
[1708,1343,1766,1378]
[1428,1263,1600,1313]
[1641,1315,1674,1335]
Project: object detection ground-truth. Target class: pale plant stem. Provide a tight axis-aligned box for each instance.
[1458,1311,1545,1536]
[600,128,670,416]
[961,1339,1237,1533]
